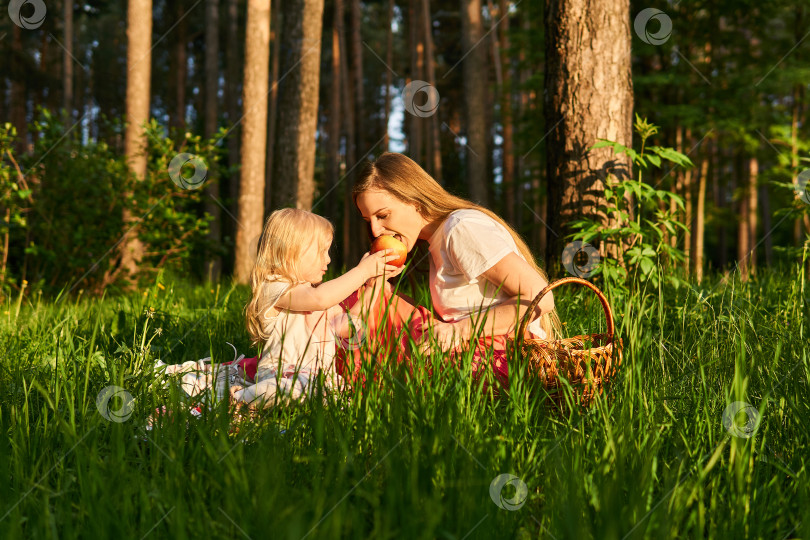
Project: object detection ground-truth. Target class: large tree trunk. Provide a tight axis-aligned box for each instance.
[204,0,222,282]
[544,0,633,268]
[63,0,74,120]
[234,0,271,283]
[121,0,153,278]
[272,0,325,210]
[460,0,489,206]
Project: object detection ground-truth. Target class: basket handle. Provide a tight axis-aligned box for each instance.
[516,277,616,346]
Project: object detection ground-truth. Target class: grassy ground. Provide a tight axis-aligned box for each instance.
[0,264,808,539]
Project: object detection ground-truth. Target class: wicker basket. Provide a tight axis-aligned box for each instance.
[507,277,623,406]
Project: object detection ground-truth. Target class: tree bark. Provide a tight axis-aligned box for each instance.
[422,0,442,182]
[63,0,74,120]
[693,142,709,283]
[204,0,222,282]
[460,0,489,206]
[11,26,28,155]
[408,0,423,164]
[683,128,693,274]
[544,0,633,268]
[169,0,188,131]
[498,0,515,225]
[272,0,325,210]
[326,0,343,223]
[234,0,271,283]
[121,0,153,278]
[265,0,282,212]
[226,0,241,224]
[383,0,394,150]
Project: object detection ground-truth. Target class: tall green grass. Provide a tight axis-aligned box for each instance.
[0,265,808,539]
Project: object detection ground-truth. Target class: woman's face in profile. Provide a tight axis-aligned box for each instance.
[355,189,425,253]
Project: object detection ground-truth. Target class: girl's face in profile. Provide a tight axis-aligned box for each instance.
[355,189,426,253]
[300,234,332,284]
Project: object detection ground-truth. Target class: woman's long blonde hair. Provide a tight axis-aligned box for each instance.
[353,152,561,340]
[245,208,334,346]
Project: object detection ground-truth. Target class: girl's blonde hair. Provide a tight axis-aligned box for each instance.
[353,152,561,340]
[245,208,334,346]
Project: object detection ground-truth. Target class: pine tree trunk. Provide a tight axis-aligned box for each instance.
[460,0,489,206]
[326,0,343,224]
[683,128,693,274]
[544,0,633,267]
[339,2,361,267]
[422,0,442,182]
[499,0,515,225]
[693,143,709,283]
[747,157,759,277]
[383,0,394,150]
[169,0,188,131]
[264,0,281,212]
[120,0,153,279]
[234,0,271,283]
[63,0,74,120]
[204,0,222,282]
[408,0,423,164]
[11,26,28,155]
[226,0,241,224]
[272,0,324,210]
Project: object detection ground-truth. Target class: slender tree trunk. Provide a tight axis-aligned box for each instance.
[120,0,153,278]
[204,0,222,282]
[544,0,633,267]
[63,0,74,120]
[340,2,360,267]
[792,83,803,246]
[422,0,442,182]
[11,26,28,155]
[265,0,281,212]
[747,156,759,277]
[169,0,188,131]
[234,0,271,283]
[383,0,394,150]
[350,0,366,155]
[226,0,241,223]
[498,0,515,225]
[693,142,709,282]
[683,128,693,274]
[326,0,343,223]
[408,0,423,164]
[460,0,489,206]
[272,0,325,210]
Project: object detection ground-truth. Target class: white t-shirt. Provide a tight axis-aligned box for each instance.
[427,209,547,339]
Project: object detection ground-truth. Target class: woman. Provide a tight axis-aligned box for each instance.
[348,152,560,386]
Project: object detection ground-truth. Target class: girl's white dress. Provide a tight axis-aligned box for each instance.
[233,276,345,406]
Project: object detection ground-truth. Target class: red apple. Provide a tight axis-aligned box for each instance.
[371,235,408,267]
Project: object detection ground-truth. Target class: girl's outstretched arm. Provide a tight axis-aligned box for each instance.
[275,250,402,312]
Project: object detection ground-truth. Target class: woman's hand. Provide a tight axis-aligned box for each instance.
[418,319,472,354]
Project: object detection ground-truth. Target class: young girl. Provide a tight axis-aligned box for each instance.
[232,208,402,408]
